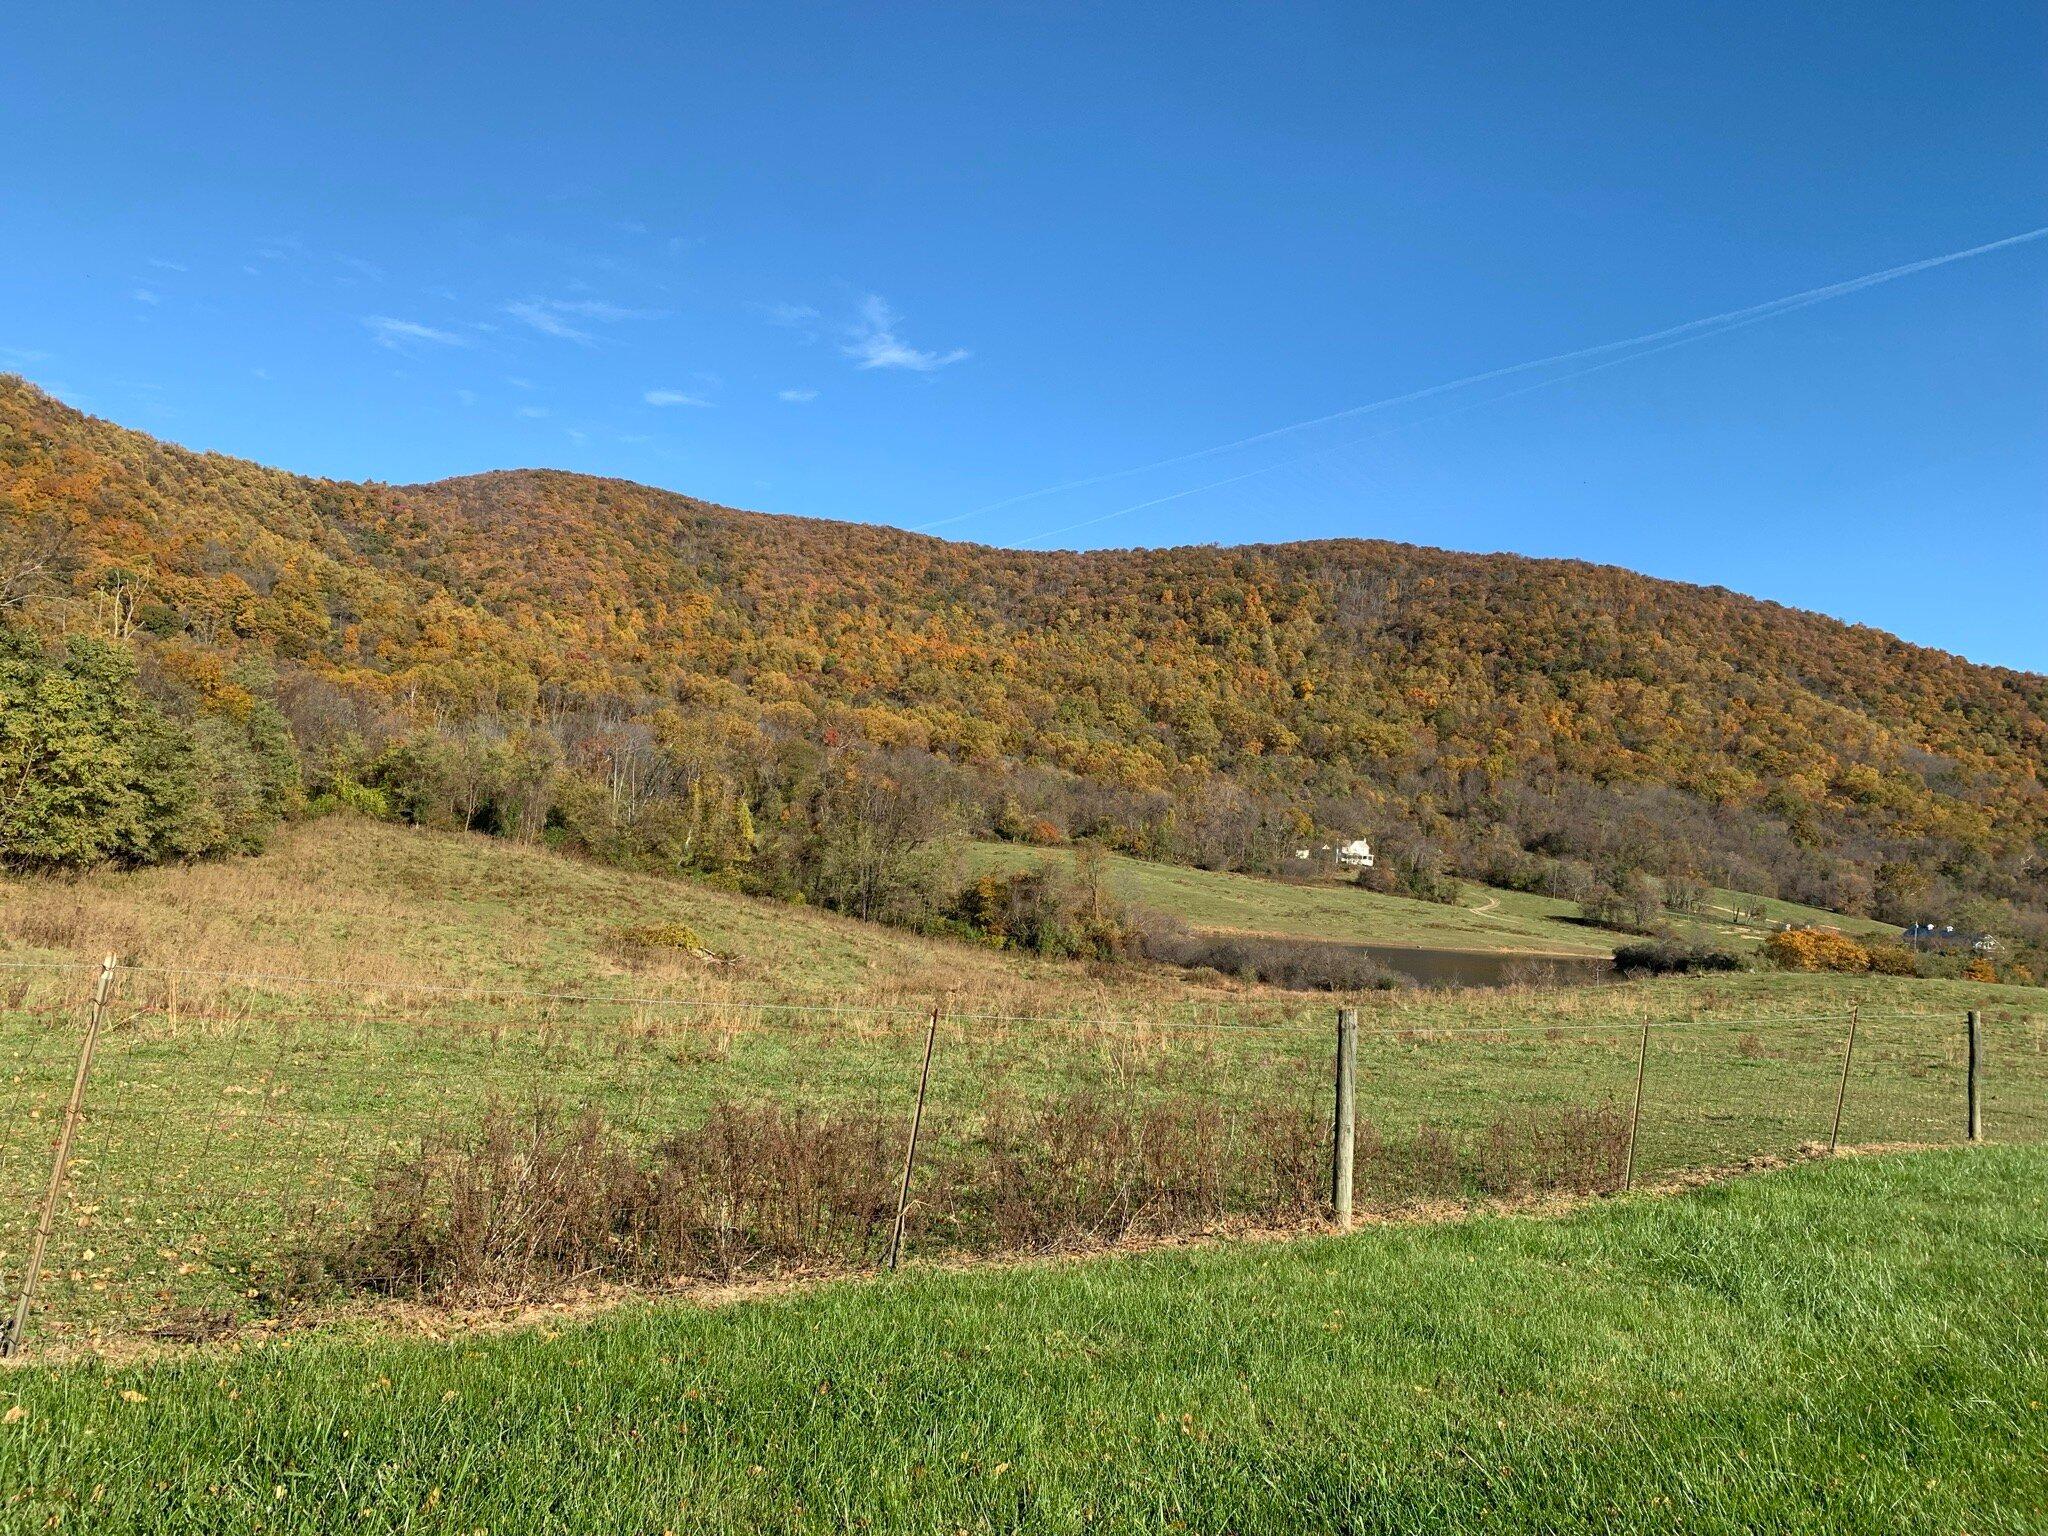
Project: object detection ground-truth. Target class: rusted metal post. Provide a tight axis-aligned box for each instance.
[1828,1005,1860,1154]
[3,953,118,1358]
[1621,1021,1651,1192]
[1966,1010,1982,1143]
[885,1007,940,1270]
[1331,1007,1357,1229]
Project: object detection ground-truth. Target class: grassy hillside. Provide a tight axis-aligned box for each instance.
[1473,881,1901,954]
[965,840,1899,959]
[3,1149,2042,1534]
[0,813,1068,1006]
[1,821,2041,1355]
[0,817,2013,1015]
[966,839,1614,955]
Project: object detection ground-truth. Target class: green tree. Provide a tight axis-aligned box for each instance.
[0,627,149,868]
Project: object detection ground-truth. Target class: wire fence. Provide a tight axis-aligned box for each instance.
[0,957,2039,1357]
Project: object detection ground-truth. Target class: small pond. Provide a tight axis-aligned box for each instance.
[1352,942,1615,989]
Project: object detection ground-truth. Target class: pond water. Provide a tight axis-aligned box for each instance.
[1353,942,1615,989]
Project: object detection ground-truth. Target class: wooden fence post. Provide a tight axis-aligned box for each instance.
[1966,1010,1982,1143]
[3,953,118,1358]
[1828,1005,1860,1154]
[1331,1007,1357,1229]
[1621,1021,1651,1192]
[885,1007,940,1270]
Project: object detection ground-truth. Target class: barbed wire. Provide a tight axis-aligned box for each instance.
[0,950,2037,1358]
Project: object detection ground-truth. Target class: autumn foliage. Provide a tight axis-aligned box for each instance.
[4,373,2046,958]
[1763,928,1872,973]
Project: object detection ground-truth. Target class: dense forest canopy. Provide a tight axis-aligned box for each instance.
[2,373,2044,943]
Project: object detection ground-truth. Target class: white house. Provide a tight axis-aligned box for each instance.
[1293,839,1375,868]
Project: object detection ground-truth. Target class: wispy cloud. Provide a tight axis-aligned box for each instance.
[644,388,713,407]
[2,346,53,366]
[506,297,665,343]
[364,316,470,351]
[843,294,968,371]
[517,405,551,419]
[131,289,161,305]
[336,255,386,281]
[778,387,818,403]
[147,257,189,273]
[551,298,664,320]
[506,301,594,343]
[754,300,822,343]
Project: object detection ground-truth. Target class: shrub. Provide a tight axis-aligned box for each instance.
[1962,956,1997,983]
[1356,858,1461,906]
[1763,927,1871,973]
[318,776,393,821]
[1612,940,1742,976]
[612,919,705,952]
[323,1095,1631,1301]
[336,1099,900,1297]
[1865,944,1920,977]
[949,868,1128,960]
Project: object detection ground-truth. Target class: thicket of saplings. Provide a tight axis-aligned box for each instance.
[272,1094,1629,1307]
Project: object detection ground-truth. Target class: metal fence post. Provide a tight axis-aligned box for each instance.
[3,953,118,1358]
[885,1006,940,1270]
[1331,1007,1357,1229]
[1966,1010,1982,1143]
[1828,1004,1860,1154]
[1621,1021,1651,1192]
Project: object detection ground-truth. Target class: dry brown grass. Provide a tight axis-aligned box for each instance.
[7,816,2039,1035]
[302,1093,1628,1305]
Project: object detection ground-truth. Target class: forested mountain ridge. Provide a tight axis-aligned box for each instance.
[3,373,2044,930]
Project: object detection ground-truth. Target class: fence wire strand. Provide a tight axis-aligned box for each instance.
[0,958,2039,1355]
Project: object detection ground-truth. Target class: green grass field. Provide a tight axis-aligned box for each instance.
[0,821,2040,1354]
[964,840,1614,955]
[962,841,1900,960]
[2,1149,2042,1534]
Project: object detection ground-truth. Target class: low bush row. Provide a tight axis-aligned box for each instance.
[297,1095,1630,1302]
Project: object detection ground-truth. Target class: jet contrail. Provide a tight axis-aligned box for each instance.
[916,223,2048,540]
[1013,290,1843,548]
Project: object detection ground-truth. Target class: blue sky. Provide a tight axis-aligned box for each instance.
[4,1,2044,669]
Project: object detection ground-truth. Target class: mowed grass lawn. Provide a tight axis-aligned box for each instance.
[963,841,1614,956]
[964,842,1903,960]
[2,1149,2042,1534]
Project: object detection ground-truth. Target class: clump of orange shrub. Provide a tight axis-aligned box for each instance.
[1763,927,1872,973]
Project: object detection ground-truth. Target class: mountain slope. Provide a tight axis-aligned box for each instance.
[2,373,2043,920]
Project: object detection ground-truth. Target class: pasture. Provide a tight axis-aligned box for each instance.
[0,822,2039,1355]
